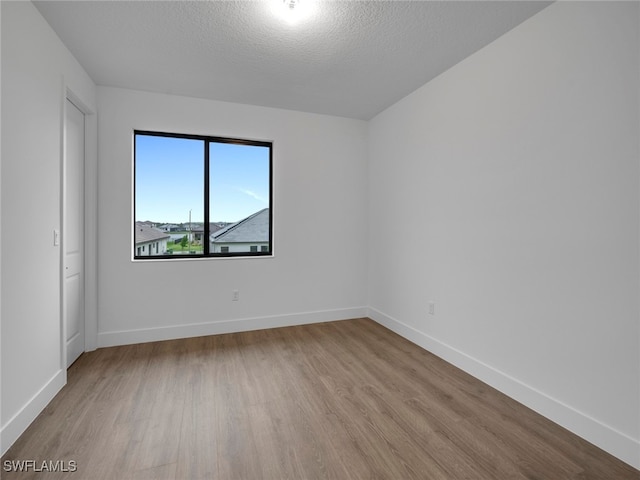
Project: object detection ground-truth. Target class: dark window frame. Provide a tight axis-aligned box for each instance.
[133,130,273,260]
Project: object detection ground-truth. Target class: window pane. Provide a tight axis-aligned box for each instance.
[209,142,271,255]
[135,134,204,256]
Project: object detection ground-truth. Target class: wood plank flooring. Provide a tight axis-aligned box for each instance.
[2,318,638,479]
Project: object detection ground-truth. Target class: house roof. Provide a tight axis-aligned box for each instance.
[193,223,230,234]
[135,222,171,245]
[211,209,269,244]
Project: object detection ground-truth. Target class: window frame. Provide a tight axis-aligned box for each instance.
[133,130,273,260]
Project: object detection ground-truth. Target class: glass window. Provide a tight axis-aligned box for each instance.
[134,131,272,259]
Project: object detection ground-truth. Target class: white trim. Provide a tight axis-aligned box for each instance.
[1,370,66,456]
[83,109,98,352]
[97,307,368,348]
[60,86,67,372]
[367,307,640,470]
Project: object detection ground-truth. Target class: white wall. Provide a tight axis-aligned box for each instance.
[1,2,96,454]
[368,1,639,469]
[96,87,368,346]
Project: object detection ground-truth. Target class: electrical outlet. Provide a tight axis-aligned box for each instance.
[232,290,240,301]
[428,301,435,315]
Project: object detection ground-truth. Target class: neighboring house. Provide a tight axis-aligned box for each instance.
[135,222,170,256]
[192,222,229,243]
[210,208,270,253]
[159,224,180,232]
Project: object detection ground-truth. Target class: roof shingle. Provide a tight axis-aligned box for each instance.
[135,222,171,245]
[211,209,269,243]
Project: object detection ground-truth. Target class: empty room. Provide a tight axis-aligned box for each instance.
[1,0,639,478]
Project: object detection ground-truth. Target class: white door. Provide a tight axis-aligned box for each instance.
[65,99,85,367]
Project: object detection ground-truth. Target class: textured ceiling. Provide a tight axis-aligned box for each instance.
[34,1,551,120]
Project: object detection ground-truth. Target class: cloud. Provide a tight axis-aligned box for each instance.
[237,188,267,204]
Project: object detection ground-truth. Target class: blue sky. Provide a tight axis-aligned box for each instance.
[135,134,270,224]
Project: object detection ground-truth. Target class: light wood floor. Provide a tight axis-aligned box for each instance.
[2,318,638,479]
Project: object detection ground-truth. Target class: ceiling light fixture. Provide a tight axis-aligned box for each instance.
[271,0,315,25]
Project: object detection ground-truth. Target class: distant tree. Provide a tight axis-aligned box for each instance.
[180,235,188,250]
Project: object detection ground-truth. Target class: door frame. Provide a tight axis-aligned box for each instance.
[60,85,97,371]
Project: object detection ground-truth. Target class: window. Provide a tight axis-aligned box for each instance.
[134,131,272,259]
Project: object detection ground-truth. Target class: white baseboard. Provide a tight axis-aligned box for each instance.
[97,307,369,348]
[1,369,66,457]
[367,307,640,471]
